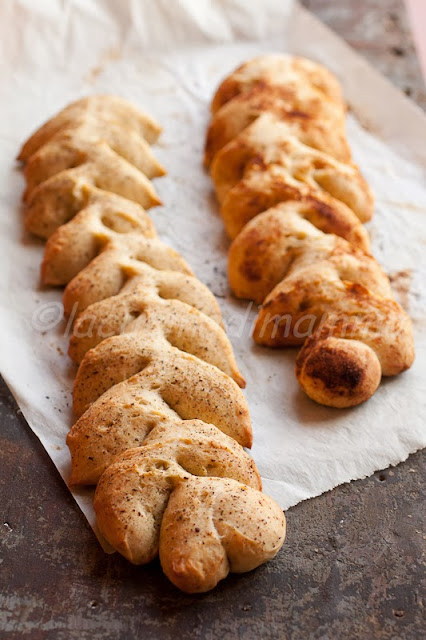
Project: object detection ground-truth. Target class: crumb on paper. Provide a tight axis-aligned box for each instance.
[84,46,123,84]
[380,199,426,213]
[389,269,413,311]
[347,104,378,135]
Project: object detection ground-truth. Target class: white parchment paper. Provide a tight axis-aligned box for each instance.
[0,1,425,529]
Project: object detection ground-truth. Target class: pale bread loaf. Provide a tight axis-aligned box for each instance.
[20,95,286,592]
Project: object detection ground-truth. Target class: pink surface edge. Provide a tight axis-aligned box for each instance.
[405,0,426,83]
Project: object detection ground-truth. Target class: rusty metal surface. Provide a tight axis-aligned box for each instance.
[303,0,426,109]
[1,1,425,638]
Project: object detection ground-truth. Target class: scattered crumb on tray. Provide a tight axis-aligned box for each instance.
[389,269,413,311]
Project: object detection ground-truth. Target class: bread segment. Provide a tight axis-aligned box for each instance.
[18,95,163,162]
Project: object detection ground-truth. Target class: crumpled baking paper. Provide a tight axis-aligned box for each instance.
[0,0,425,530]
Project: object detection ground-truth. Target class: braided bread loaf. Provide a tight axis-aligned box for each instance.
[20,95,285,592]
[205,55,415,408]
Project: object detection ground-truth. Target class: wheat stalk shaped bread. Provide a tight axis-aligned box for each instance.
[205,54,415,408]
[19,95,286,592]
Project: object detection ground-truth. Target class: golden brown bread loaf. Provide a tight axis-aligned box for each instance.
[206,55,415,408]
[20,95,286,592]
